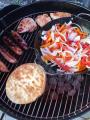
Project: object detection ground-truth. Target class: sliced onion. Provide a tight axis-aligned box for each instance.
[51,25,56,31]
[86,66,90,68]
[82,35,90,44]
[67,46,77,53]
[66,60,80,67]
[55,37,60,42]
[49,42,57,48]
[51,32,55,41]
[68,32,77,41]
[74,36,80,41]
[40,21,89,72]
[40,48,51,55]
[56,26,67,41]
[66,21,72,26]
[70,67,79,72]
[63,50,73,61]
[41,35,47,40]
[42,31,46,35]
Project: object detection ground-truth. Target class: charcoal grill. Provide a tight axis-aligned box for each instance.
[0,1,90,120]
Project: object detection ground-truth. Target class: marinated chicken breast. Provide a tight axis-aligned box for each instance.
[50,12,72,20]
[35,14,51,27]
[17,17,37,33]
[6,63,46,104]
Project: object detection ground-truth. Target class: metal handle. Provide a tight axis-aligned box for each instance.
[0,112,5,120]
[77,13,90,21]
[68,0,83,6]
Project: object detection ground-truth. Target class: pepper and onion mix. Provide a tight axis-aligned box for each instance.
[40,21,90,73]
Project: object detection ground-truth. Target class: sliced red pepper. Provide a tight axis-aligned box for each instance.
[54,33,60,37]
[54,59,71,72]
[59,34,66,42]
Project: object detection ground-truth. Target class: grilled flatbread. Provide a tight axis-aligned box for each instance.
[35,14,51,27]
[6,63,46,104]
[50,12,72,20]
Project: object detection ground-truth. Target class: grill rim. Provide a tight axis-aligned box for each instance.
[0,0,90,32]
[0,101,90,120]
[0,1,90,120]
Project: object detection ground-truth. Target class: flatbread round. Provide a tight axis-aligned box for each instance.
[50,12,72,20]
[6,63,46,104]
[35,14,51,27]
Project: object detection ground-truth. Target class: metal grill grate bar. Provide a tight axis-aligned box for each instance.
[74,74,87,113]
[80,74,88,109]
[51,92,59,118]
[63,95,69,118]
[57,92,66,118]
[40,86,52,117]
[68,96,74,117]
[46,84,57,118]
[87,83,90,106]
[34,92,45,118]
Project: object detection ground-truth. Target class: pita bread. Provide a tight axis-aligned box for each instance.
[35,14,51,27]
[6,63,46,104]
[50,12,72,20]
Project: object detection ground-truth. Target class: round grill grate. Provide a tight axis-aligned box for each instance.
[0,9,90,120]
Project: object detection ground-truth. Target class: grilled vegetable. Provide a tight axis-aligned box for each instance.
[0,60,8,72]
[0,45,17,63]
[40,21,90,73]
[11,31,28,50]
[3,36,23,55]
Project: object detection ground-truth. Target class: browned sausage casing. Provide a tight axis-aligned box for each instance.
[0,60,8,72]
[3,36,23,55]
[0,45,17,63]
[11,31,28,50]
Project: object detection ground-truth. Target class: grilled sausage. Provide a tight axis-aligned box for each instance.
[0,60,8,72]
[3,36,23,55]
[11,31,28,50]
[0,45,17,63]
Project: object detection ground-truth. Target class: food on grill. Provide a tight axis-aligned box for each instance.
[3,36,23,55]
[11,31,28,50]
[40,21,89,73]
[35,14,51,27]
[6,63,46,104]
[50,12,72,20]
[17,17,37,33]
[68,89,76,96]
[0,60,8,72]
[0,45,17,63]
